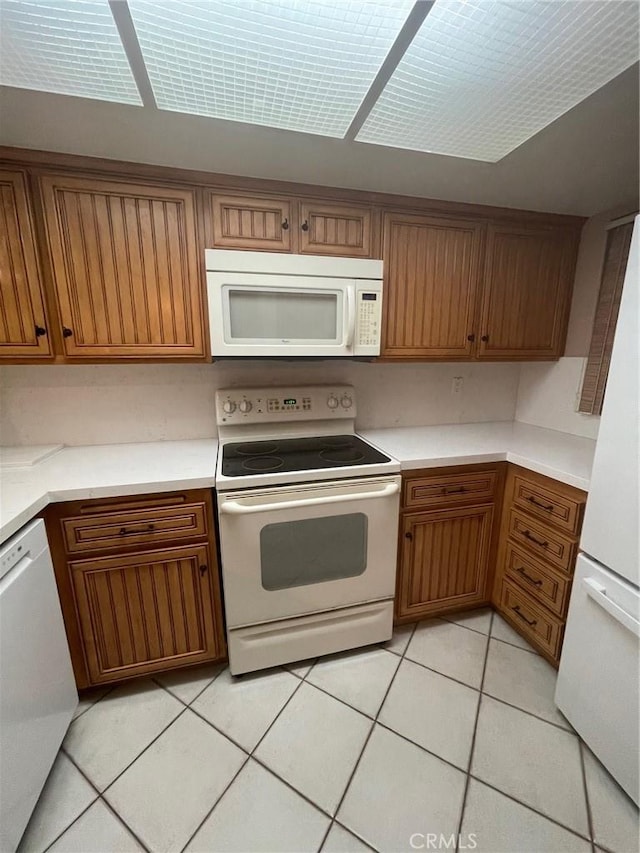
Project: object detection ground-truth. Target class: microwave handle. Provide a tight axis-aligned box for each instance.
[220,482,399,515]
[345,287,356,348]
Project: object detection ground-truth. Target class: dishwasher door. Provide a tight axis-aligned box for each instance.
[0,519,78,852]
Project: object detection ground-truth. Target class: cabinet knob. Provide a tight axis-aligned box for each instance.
[467,333,475,342]
[199,564,208,576]
[481,334,489,342]
[281,218,289,230]
[301,219,309,232]
[35,325,47,337]
[405,532,413,540]
[62,327,73,338]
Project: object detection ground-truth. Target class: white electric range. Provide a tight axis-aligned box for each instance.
[215,385,401,675]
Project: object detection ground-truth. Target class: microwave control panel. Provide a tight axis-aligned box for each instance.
[356,290,382,352]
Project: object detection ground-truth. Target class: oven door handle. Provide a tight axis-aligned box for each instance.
[344,287,356,349]
[220,482,400,515]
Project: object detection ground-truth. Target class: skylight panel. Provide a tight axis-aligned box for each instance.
[356,0,640,162]
[0,0,142,104]
[127,0,414,136]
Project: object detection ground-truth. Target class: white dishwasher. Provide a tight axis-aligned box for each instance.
[0,519,78,852]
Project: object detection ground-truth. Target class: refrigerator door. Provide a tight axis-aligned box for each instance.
[580,216,638,587]
[556,553,640,804]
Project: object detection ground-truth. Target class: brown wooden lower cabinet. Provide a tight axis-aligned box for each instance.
[395,464,505,623]
[44,489,226,689]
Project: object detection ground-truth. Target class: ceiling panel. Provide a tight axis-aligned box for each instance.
[356,0,639,162]
[0,0,142,104]
[127,0,414,135]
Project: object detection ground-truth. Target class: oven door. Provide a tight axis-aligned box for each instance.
[207,272,356,357]
[217,476,401,627]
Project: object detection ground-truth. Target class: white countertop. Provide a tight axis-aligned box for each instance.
[360,421,596,492]
[0,439,218,545]
[0,422,595,545]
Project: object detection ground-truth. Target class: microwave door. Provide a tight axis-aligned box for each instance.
[209,273,353,357]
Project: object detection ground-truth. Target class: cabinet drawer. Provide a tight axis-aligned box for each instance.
[502,544,571,617]
[508,509,576,573]
[403,469,498,509]
[62,502,207,553]
[210,194,292,251]
[498,579,564,661]
[512,474,583,535]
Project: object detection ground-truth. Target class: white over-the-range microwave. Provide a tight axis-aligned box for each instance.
[206,249,383,357]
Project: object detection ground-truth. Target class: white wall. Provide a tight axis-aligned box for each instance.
[0,361,520,447]
[515,357,599,439]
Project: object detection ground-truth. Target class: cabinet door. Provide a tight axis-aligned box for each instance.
[0,169,51,357]
[299,202,374,257]
[382,213,484,358]
[70,544,223,684]
[397,504,493,619]
[210,194,292,251]
[38,174,206,358]
[478,224,577,359]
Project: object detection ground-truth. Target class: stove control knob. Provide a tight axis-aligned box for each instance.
[340,394,353,409]
[222,400,236,415]
[327,395,339,410]
[239,400,252,414]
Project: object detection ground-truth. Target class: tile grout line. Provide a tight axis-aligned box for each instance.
[455,610,494,853]
[579,740,596,845]
[71,684,117,722]
[317,622,418,853]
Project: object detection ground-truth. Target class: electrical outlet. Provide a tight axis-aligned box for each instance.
[452,376,464,394]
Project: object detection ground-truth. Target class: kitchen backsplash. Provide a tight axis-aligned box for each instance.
[0,362,520,446]
[515,357,600,439]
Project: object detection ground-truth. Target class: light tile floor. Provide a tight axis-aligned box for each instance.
[18,610,640,853]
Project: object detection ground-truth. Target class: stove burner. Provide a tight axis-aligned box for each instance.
[320,448,366,464]
[243,456,284,472]
[234,442,278,456]
[321,436,354,449]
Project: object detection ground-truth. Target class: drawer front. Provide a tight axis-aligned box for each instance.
[404,469,498,509]
[503,544,571,617]
[498,579,564,660]
[63,502,207,553]
[508,509,576,573]
[512,474,583,535]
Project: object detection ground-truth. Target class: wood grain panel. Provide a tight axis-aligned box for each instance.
[397,504,493,619]
[299,202,373,257]
[478,224,578,359]
[382,213,484,358]
[71,544,220,683]
[210,194,292,251]
[38,174,205,357]
[0,169,51,357]
[579,222,634,414]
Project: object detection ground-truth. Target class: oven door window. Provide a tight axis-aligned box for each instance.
[260,513,368,591]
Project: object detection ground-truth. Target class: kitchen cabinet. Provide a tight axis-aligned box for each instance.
[0,169,51,358]
[38,173,206,359]
[382,212,484,359]
[44,489,226,688]
[208,192,376,257]
[477,224,577,359]
[492,465,586,665]
[396,465,505,621]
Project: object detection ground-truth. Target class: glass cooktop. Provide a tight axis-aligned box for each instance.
[221,435,390,477]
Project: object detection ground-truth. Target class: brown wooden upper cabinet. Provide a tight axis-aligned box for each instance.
[382,212,484,358]
[208,192,376,257]
[382,213,579,360]
[477,224,577,359]
[38,174,206,359]
[0,168,52,358]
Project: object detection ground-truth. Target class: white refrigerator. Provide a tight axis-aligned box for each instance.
[555,215,640,805]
